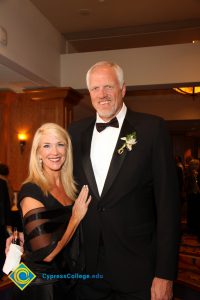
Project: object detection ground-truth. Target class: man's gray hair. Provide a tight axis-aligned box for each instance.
[86,61,124,89]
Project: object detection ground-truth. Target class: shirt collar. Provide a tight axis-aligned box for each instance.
[96,103,127,127]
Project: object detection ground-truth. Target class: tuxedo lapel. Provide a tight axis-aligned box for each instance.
[81,120,100,200]
[101,113,136,198]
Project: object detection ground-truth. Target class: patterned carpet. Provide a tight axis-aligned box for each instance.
[177,233,200,291]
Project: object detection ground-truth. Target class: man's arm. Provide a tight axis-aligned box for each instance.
[152,118,180,279]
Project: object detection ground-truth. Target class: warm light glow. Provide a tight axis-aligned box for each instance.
[17,132,27,154]
[173,87,200,95]
[17,133,27,142]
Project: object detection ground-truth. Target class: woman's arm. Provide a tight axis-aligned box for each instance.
[21,185,91,262]
[44,185,91,262]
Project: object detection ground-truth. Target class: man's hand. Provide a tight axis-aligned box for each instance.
[151,277,173,300]
[5,232,24,255]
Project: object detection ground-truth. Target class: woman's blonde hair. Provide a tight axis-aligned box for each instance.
[24,123,77,200]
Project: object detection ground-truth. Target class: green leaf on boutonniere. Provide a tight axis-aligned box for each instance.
[118,131,137,155]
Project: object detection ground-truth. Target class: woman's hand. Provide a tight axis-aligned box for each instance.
[5,232,24,255]
[72,185,91,221]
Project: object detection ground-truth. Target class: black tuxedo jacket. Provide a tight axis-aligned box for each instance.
[68,109,180,292]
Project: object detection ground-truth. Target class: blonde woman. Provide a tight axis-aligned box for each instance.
[13,123,91,300]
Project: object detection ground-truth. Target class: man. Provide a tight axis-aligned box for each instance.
[68,61,180,300]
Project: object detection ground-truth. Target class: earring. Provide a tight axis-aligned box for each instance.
[39,159,43,168]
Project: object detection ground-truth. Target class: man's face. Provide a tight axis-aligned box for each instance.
[88,66,126,122]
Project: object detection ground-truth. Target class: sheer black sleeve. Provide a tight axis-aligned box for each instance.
[23,206,70,262]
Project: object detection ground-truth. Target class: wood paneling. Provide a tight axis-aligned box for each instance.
[0,91,16,162]
[0,87,82,190]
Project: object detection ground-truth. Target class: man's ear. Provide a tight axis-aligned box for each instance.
[122,83,126,98]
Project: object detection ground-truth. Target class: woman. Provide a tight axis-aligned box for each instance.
[13,123,91,300]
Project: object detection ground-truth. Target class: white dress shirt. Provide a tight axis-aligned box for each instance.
[90,103,127,195]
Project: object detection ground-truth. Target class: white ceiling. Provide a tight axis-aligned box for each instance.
[0,0,200,91]
[30,0,200,52]
[0,64,40,92]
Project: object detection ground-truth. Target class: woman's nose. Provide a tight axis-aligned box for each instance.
[51,145,58,154]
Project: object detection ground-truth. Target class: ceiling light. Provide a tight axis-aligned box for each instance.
[173,86,200,96]
[192,40,200,44]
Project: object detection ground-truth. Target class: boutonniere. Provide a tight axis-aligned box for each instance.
[118,131,137,155]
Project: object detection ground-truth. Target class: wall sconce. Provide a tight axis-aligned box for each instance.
[17,133,27,154]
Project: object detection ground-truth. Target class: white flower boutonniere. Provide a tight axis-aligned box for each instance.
[118,131,137,155]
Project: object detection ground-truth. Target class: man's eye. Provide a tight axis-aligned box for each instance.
[105,85,113,89]
[91,87,98,91]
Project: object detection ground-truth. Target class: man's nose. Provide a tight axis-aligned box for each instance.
[98,88,107,98]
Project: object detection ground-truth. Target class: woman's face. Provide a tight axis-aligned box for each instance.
[38,133,67,173]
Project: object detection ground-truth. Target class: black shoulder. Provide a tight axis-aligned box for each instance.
[68,117,95,141]
[68,117,95,132]
[127,109,163,123]
[0,178,7,188]
[127,109,166,129]
[18,182,45,207]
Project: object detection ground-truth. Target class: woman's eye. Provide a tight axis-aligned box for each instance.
[43,144,50,148]
[58,143,65,147]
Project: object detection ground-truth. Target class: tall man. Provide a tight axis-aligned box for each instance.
[69,61,180,300]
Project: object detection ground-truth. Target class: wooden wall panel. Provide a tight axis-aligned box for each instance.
[0,92,16,163]
[0,88,82,191]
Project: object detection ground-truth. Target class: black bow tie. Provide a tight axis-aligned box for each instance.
[96,117,119,132]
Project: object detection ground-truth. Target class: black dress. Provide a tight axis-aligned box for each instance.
[12,182,83,300]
